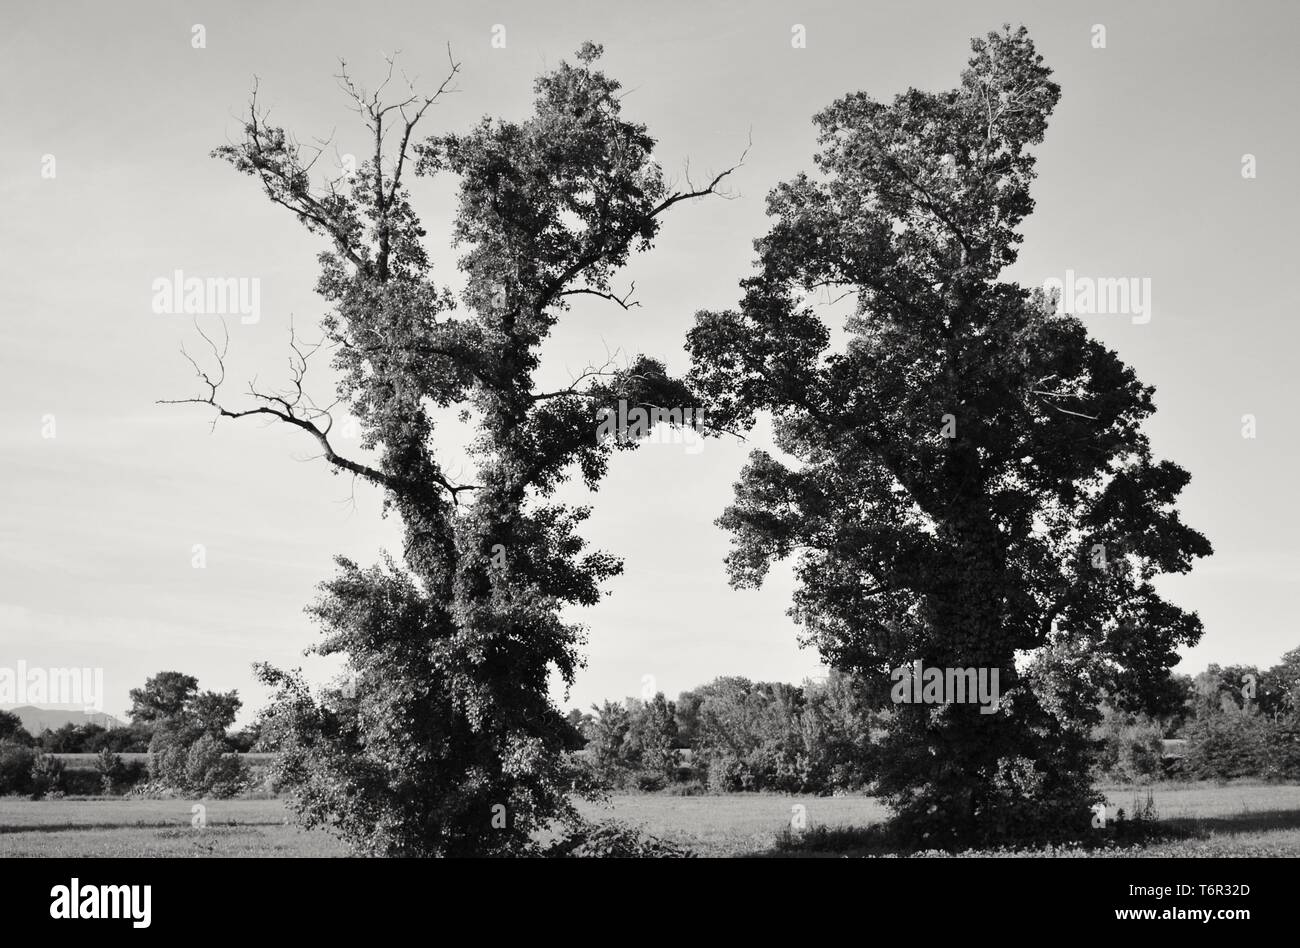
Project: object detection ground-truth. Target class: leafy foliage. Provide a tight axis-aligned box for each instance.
[147,728,248,798]
[29,752,65,799]
[574,672,880,794]
[544,818,694,858]
[128,671,200,724]
[217,43,731,855]
[1092,706,1165,783]
[0,741,36,796]
[94,748,127,794]
[686,25,1210,846]
[0,710,33,746]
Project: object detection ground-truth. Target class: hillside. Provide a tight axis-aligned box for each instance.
[1,706,126,735]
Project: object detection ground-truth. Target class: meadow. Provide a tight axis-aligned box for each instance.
[1,781,1297,857]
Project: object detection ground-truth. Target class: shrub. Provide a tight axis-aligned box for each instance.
[60,769,103,796]
[29,752,65,799]
[545,819,694,858]
[1094,711,1165,783]
[775,824,886,855]
[1257,718,1300,781]
[183,734,247,798]
[119,759,149,791]
[148,728,248,798]
[633,771,666,792]
[126,779,181,800]
[705,754,746,793]
[95,748,126,794]
[664,780,706,796]
[148,728,191,788]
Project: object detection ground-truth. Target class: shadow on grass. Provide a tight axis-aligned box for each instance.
[755,806,1300,857]
[1164,809,1300,836]
[754,822,1178,857]
[757,823,897,858]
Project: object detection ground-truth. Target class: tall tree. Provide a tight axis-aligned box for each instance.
[169,43,736,855]
[687,25,1210,846]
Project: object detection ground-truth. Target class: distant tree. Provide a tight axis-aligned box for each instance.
[38,723,80,753]
[687,26,1211,846]
[123,671,244,794]
[583,700,636,784]
[1183,708,1269,780]
[189,690,242,737]
[1259,646,1300,719]
[800,671,881,790]
[227,721,262,753]
[0,741,36,795]
[0,710,33,747]
[1092,704,1164,783]
[128,671,199,725]
[627,692,680,781]
[1163,673,1195,735]
[99,724,152,754]
[676,677,809,791]
[565,708,592,737]
[1188,664,1259,720]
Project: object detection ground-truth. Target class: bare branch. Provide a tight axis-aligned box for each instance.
[158,321,480,499]
[558,282,640,310]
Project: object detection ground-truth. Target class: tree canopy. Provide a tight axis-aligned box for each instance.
[687,25,1211,846]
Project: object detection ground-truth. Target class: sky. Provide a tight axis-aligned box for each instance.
[2,0,1297,724]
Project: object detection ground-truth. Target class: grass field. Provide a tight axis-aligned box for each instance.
[1,782,1297,857]
[0,798,348,857]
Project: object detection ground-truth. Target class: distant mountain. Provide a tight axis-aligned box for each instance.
[1,706,126,734]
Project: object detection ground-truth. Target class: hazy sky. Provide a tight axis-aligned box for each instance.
[2,0,1297,723]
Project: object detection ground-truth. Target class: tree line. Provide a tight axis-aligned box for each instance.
[0,671,255,798]
[571,646,1300,794]
[5,644,1291,805]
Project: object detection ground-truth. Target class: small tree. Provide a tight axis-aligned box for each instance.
[29,752,65,799]
[582,700,636,786]
[94,748,126,794]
